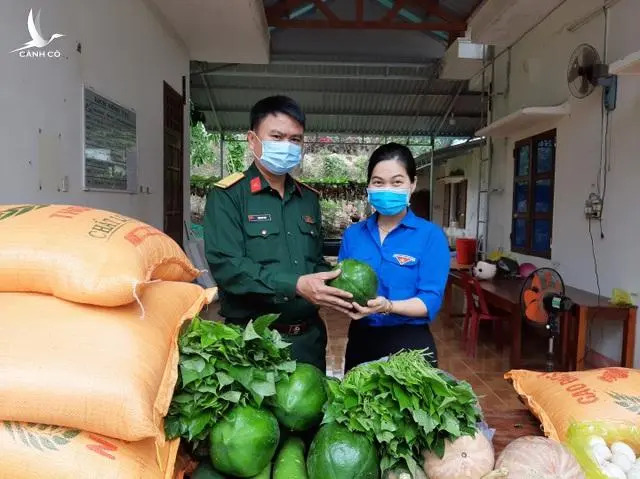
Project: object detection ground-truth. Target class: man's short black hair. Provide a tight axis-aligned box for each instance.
[250,95,306,131]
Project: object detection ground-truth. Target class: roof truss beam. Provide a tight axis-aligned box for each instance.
[381,0,407,22]
[310,0,340,22]
[405,0,464,24]
[267,0,310,18]
[265,0,466,31]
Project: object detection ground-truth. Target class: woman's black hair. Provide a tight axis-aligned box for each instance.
[367,142,416,182]
[250,95,306,131]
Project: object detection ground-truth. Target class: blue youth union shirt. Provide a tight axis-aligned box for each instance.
[338,210,450,327]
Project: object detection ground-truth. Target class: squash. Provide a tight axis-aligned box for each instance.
[423,432,494,479]
[495,436,585,478]
[481,469,508,478]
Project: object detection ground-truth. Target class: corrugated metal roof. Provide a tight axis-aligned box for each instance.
[192,87,481,117]
[190,0,484,137]
[193,61,483,136]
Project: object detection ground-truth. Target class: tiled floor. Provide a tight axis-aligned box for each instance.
[321,307,555,411]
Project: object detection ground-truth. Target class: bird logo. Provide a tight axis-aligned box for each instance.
[11,9,65,54]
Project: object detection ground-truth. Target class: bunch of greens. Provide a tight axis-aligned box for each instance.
[323,350,482,477]
[164,314,295,444]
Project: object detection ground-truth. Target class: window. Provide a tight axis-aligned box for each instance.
[511,130,556,258]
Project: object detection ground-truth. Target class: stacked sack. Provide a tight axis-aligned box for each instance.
[0,204,215,479]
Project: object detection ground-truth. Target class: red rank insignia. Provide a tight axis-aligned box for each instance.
[250,177,262,193]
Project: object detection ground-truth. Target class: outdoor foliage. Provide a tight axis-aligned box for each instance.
[190,122,218,167]
[225,134,248,174]
[188,123,467,234]
[320,199,368,238]
[190,121,247,175]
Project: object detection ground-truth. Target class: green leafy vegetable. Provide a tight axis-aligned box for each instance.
[165,314,295,445]
[323,350,482,477]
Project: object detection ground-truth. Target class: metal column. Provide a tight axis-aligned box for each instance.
[475,46,494,260]
[219,135,225,177]
[429,135,435,220]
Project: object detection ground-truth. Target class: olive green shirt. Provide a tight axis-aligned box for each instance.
[204,163,331,323]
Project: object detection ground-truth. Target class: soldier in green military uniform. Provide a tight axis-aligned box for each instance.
[204,96,353,371]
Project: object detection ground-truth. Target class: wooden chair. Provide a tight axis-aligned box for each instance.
[462,274,511,358]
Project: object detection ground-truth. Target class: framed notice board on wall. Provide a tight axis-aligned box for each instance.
[83,87,138,192]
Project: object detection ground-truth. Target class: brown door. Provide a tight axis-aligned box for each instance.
[410,189,431,220]
[163,81,184,247]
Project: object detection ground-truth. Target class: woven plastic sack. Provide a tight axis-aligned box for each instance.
[0,421,179,479]
[566,421,640,479]
[0,204,200,306]
[506,368,640,441]
[0,282,216,442]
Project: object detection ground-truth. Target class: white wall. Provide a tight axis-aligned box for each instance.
[485,0,640,366]
[0,0,190,230]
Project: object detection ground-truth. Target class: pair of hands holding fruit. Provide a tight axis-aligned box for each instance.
[296,269,390,320]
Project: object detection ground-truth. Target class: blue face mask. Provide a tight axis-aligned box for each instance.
[251,133,302,175]
[367,187,410,216]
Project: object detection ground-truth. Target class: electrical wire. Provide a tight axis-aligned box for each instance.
[588,218,602,305]
[597,5,610,240]
[599,107,612,239]
[587,217,603,360]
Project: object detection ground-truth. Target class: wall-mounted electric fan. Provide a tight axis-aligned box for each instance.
[567,43,617,111]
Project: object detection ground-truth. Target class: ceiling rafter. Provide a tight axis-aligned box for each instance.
[266,0,309,18]
[310,0,340,21]
[406,0,465,24]
[264,0,466,31]
[381,0,407,22]
[356,0,364,23]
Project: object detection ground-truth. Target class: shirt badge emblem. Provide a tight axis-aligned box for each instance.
[393,254,416,266]
[248,214,272,223]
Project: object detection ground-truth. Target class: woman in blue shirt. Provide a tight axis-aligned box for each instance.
[339,143,450,371]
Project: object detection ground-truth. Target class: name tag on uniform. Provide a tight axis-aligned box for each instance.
[302,215,315,224]
[393,254,417,266]
[248,214,272,223]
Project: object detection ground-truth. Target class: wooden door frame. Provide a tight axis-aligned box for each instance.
[163,81,185,247]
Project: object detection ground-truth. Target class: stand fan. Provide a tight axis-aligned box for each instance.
[519,268,573,372]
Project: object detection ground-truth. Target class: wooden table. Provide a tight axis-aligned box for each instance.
[445,272,637,370]
[445,272,525,368]
[450,259,472,271]
[568,289,637,370]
